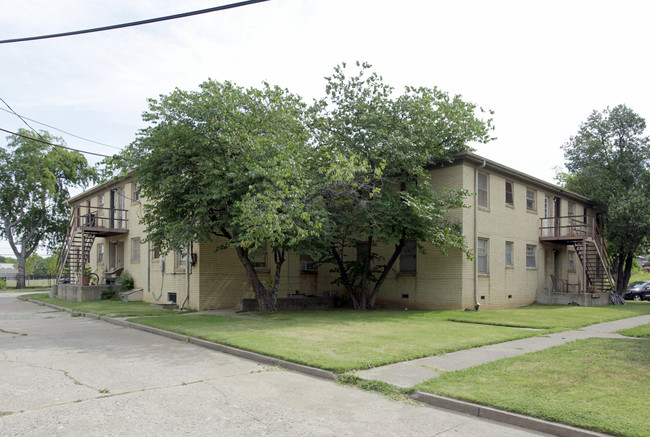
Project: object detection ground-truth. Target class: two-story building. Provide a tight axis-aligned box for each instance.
[53,152,613,310]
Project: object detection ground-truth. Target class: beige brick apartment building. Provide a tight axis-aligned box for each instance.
[55,152,612,311]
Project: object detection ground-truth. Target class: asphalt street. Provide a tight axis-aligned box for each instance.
[0,292,548,437]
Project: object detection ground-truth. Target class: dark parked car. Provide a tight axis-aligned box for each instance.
[624,281,650,301]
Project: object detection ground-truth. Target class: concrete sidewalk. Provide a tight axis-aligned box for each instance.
[354,314,650,388]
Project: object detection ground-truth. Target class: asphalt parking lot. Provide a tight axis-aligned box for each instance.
[0,293,547,436]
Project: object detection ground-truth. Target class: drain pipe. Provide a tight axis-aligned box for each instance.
[474,160,486,310]
[180,242,191,310]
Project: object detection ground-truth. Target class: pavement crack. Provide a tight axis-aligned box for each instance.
[0,328,27,336]
[430,423,463,436]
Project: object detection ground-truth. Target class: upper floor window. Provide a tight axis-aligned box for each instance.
[478,172,489,208]
[526,188,537,212]
[505,181,514,206]
[568,202,576,217]
[132,182,141,202]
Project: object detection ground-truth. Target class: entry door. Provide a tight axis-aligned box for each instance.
[543,196,553,237]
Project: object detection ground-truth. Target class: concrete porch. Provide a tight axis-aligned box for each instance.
[536,289,611,306]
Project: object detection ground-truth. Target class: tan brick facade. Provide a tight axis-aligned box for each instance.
[69,153,594,311]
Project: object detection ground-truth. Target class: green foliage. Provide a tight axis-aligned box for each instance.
[117,272,134,292]
[0,129,97,288]
[312,62,494,308]
[0,278,7,289]
[101,286,116,300]
[562,105,650,292]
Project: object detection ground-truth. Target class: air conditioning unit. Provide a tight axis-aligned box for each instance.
[300,261,317,272]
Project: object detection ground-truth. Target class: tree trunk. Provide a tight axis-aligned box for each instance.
[234,246,277,312]
[614,251,634,295]
[16,256,26,289]
[368,239,405,308]
[331,245,361,309]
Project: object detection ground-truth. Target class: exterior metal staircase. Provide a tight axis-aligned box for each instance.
[540,215,615,292]
[55,205,128,285]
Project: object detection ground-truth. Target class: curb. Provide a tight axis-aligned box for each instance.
[20,297,610,436]
[24,297,337,381]
[411,392,609,437]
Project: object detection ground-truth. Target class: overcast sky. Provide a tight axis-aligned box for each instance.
[1,0,649,256]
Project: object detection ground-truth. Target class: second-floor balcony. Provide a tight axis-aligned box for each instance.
[72,205,129,237]
[539,215,599,242]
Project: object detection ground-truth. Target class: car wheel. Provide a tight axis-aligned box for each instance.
[633,294,642,301]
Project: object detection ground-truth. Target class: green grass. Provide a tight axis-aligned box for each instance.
[416,338,650,437]
[446,302,650,330]
[618,322,650,338]
[27,293,188,318]
[0,286,51,293]
[629,271,650,283]
[130,310,543,372]
[128,303,650,372]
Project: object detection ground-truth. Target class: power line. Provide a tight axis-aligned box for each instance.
[0,107,122,150]
[0,0,270,44]
[0,127,114,158]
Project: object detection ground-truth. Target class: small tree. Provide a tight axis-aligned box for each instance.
[312,62,494,309]
[0,130,96,288]
[562,105,650,293]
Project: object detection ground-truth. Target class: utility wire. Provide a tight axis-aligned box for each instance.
[0,107,121,150]
[0,0,269,44]
[0,127,114,158]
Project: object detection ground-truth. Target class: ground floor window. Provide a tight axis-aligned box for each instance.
[399,240,417,273]
[478,239,489,275]
[505,241,513,267]
[568,251,575,271]
[526,245,537,268]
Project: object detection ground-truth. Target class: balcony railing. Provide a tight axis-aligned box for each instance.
[539,215,596,240]
[73,205,128,232]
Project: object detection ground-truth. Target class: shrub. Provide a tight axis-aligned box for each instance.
[117,272,134,292]
[0,278,7,289]
[101,286,116,300]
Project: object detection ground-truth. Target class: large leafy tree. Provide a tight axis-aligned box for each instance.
[121,80,358,312]
[562,105,650,293]
[311,62,494,309]
[0,130,96,288]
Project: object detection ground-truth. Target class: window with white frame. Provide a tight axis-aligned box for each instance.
[399,239,417,273]
[526,188,537,212]
[526,245,537,268]
[131,238,140,263]
[505,181,514,206]
[478,239,489,275]
[478,172,489,208]
[568,202,576,217]
[505,241,513,267]
[175,250,187,270]
[132,182,141,202]
[97,243,104,263]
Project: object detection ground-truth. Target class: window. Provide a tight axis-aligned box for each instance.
[526,188,536,211]
[152,245,160,260]
[249,247,267,268]
[505,241,513,267]
[299,254,317,273]
[478,172,489,208]
[568,202,576,217]
[505,181,514,206]
[132,182,141,202]
[97,243,104,263]
[400,240,417,274]
[131,238,140,263]
[526,245,537,268]
[175,250,187,269]
[477,239,489,275]
[568,251,575,271]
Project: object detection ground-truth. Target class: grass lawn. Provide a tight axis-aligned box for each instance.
[27,293,189,318]
[618,323,650,338]
[416,338,650,437]
[0,286,51,293]
[129,303,650,372]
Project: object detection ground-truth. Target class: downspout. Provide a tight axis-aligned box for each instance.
[474,160,486,310]
[147,241,150,294]
[180,242,192,310]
